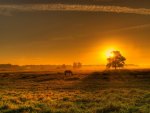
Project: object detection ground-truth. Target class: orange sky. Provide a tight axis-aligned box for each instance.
[0,1,150,66]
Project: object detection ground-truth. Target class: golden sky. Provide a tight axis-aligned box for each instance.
[0,0,150,65]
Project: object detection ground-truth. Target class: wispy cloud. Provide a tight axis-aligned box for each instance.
[0,4,150,16]
[106,24,150,33]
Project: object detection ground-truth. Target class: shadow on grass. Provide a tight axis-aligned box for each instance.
[70,69,150,91]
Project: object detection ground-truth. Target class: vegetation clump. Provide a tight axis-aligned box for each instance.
[106,51,126,69]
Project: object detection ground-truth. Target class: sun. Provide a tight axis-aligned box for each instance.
[99,46,120,62]
[106,51,114,58]
[105,48,115,58]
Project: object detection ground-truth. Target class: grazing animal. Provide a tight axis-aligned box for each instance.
[64,70,73,76]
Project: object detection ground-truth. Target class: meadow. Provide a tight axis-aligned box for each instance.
[0,69,150,113]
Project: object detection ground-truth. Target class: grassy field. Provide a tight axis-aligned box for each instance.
[0,69,150,113]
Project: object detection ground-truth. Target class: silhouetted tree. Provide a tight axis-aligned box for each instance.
[77,62,82,68]
[73,62,82,69]
[106,51,126,69]
[73,62,77,69]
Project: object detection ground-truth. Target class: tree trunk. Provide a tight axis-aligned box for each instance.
[115,63,117,70]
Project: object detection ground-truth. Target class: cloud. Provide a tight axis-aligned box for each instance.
[106,24,150,33]
[0,4,150,16]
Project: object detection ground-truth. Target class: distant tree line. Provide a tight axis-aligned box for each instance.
[73,62,82,69]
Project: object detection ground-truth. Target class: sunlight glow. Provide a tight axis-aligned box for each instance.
[105,48,115,58]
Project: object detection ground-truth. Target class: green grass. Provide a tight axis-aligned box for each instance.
[0,69,150,113]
